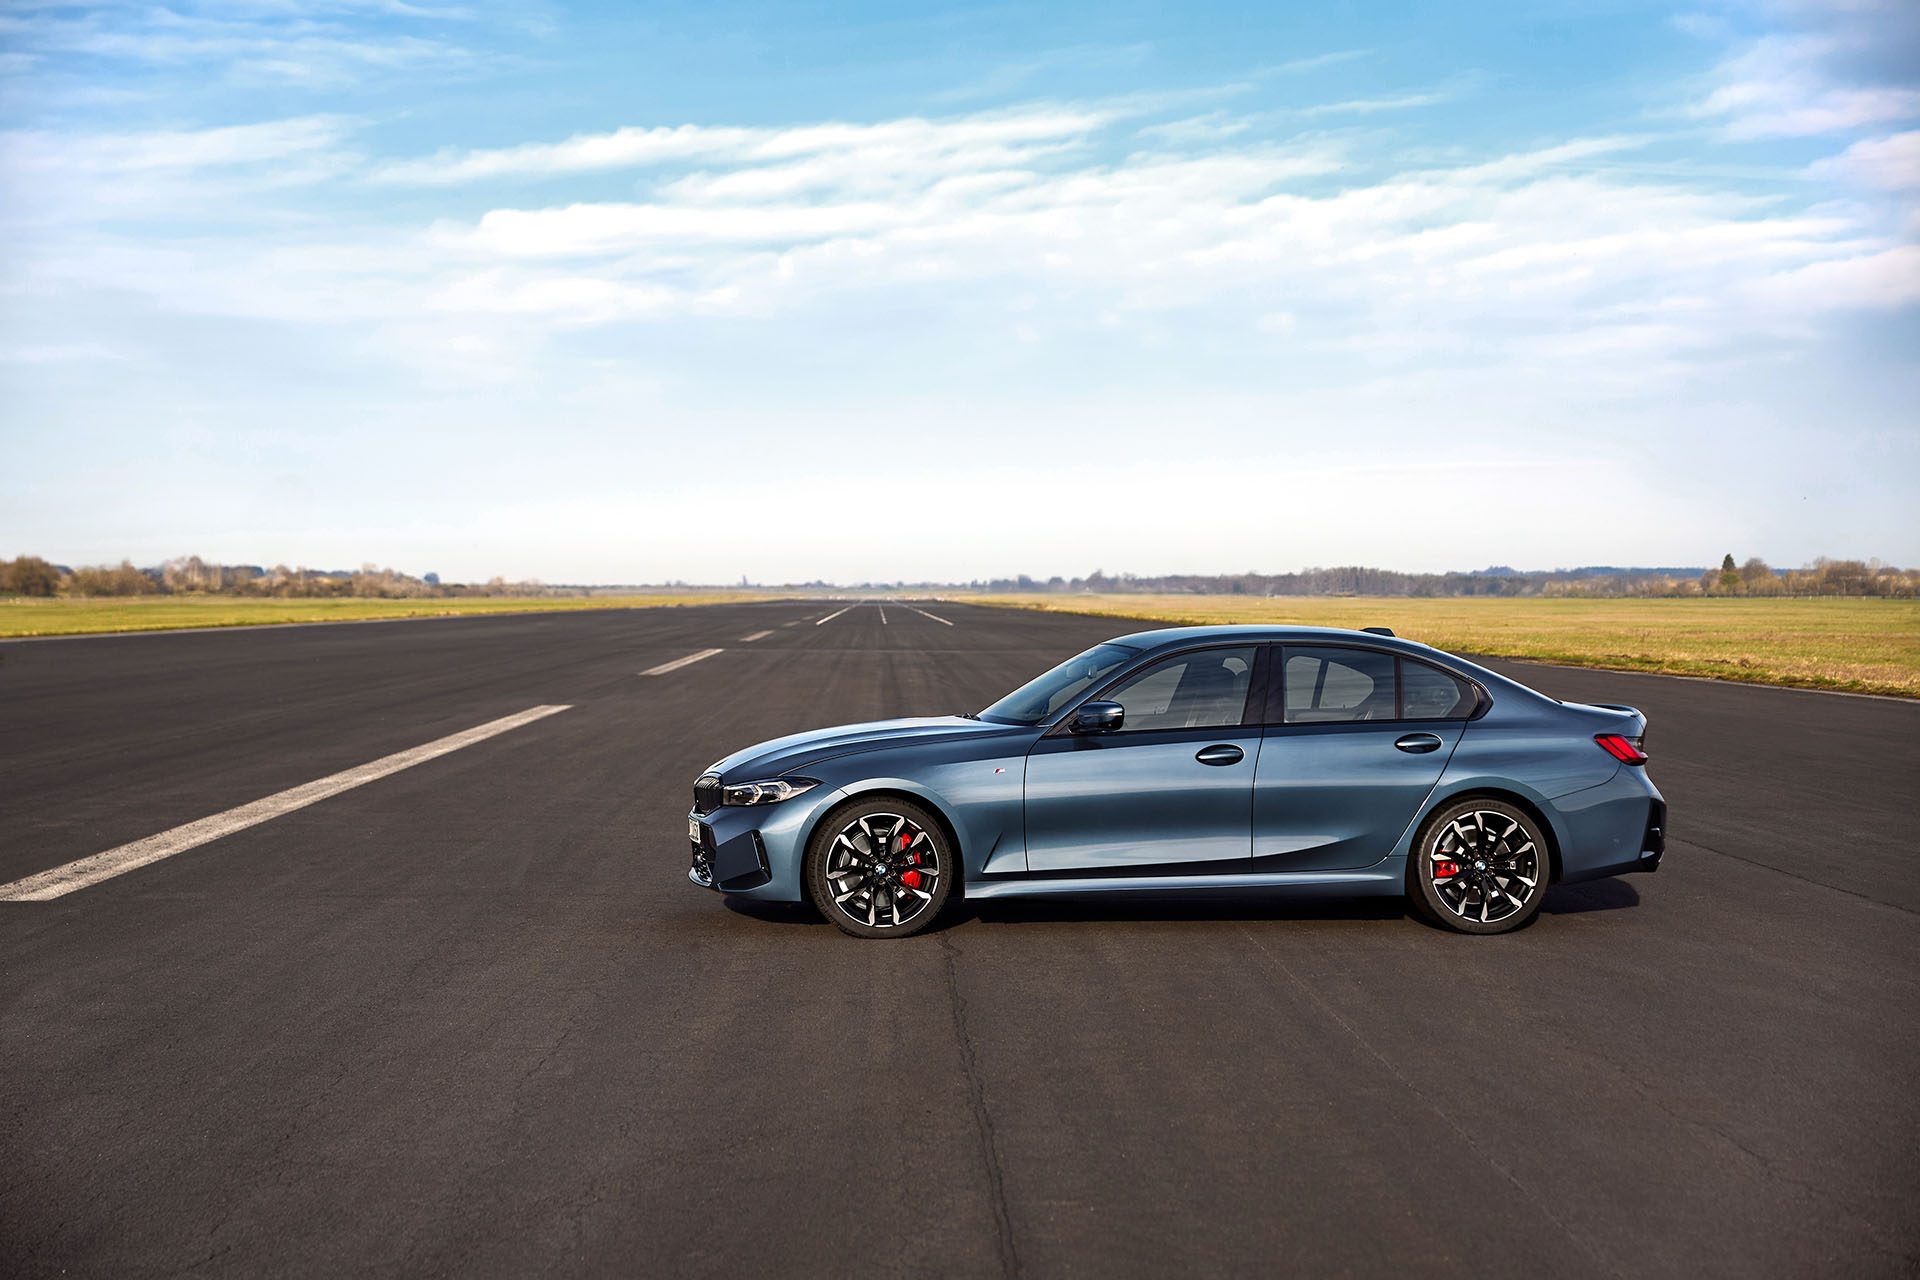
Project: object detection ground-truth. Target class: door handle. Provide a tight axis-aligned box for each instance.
[1195,744,1244,766]
[1394,733,1443,754]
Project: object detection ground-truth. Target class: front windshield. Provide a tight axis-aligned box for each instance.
[979,643,1138,725]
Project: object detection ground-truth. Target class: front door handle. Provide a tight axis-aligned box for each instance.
[1195,744,1244,766]
[1394,733,1443,754]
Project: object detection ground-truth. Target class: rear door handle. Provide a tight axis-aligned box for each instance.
[1394,733,1443,754]
[1195,744,1244,766]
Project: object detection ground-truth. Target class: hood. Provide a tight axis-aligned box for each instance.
[707,716,1025,780]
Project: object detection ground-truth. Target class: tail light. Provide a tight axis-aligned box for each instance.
[1595,733,1647,764]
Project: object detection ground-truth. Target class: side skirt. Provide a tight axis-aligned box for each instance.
[965,869,1406,901]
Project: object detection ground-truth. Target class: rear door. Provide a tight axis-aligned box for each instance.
[1251,645,1475,872]
[1024,645,1262,875]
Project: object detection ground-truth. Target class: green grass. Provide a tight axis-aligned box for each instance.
[951,594,1920,699]
[0,592,782,639]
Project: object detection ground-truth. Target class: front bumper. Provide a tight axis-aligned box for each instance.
[688,815,716,888]
[684,787,844,901]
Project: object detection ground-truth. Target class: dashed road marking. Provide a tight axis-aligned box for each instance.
[739,630,774,642]
[641,648,725,675]
[0,704,574,902]
[816,606,852,626]
[907,605,954,626]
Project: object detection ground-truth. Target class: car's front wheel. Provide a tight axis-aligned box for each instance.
[1409,799,1548,934]
[805,798,954,939]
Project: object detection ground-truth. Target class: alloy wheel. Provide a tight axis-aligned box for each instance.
[1427,810,1540,925]
[824,812,941,931]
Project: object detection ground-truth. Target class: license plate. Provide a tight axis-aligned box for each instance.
[688,818,703,844]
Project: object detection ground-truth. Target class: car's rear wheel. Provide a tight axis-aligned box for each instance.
[805,798,954,939]
[1409,799,1548,935]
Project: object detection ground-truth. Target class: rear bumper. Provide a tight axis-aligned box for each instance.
[1555,767,1668,884]
[1637,798,1667,872]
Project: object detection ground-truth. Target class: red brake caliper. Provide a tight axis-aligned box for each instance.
[900,831,922,889]
[1434,860,1459,879]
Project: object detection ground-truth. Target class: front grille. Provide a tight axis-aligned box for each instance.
[692,774,723,815]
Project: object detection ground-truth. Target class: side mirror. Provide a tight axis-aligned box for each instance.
[1070,700,1125,734]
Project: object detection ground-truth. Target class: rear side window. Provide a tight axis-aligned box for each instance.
[1401,660,1476,720]
[1281,647,1396,723]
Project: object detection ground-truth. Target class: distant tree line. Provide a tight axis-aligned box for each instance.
[4,553,1915,599]
[930,557,1920,599]
[0,555,556,600]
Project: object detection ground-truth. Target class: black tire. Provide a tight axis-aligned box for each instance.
[1408,798,1549,935]
[805,797,955,939]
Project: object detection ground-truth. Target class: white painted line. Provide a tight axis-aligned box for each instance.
[739,630,774,642]
[907,605,954,626]
[879,608,887,625]
[0,704,573,902]
[815,606,851,626]
[641,647,724,675]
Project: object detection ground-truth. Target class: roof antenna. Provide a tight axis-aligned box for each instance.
[1360,626,1395,637]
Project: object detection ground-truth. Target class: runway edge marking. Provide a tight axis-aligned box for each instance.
[0,704,573,903]
[907,605,954,626]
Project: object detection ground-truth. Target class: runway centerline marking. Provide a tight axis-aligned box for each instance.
[0,704,573,902]
[738,630,774,642]
[815,606,851,626]
[641,648,724,675]
[879,608,887,625]
[907,605,954,626]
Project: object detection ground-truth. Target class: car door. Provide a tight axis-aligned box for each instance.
[1251,645,1475,872]
[1024,645,1261,875]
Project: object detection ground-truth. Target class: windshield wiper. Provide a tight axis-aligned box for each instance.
[957,711,981,720]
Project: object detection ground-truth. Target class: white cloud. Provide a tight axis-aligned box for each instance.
[1747,244,1920,309]
[1809,131,1920,189]
[1688,24,1920,138]
[0,1,485,89]
[2,115,351,175]
[375,108,1118,184]
[1294,88,1457,117]
[15,104,1905,365]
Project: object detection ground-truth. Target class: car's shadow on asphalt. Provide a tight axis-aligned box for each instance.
[723,877,1642,934]
[1539,877,1643,915]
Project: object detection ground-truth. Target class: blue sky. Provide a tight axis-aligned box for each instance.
[2,0,1916,583]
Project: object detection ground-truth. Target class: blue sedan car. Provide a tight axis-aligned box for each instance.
[686,625,1664,938]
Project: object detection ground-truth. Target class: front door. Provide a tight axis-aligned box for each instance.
[1024,646,1260,875]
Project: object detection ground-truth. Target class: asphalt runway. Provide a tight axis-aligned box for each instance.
[2,601,1915,1277]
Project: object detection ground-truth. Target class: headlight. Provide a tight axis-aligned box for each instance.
[721,778,819,807]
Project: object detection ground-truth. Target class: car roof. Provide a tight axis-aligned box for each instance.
[1106,623,1436,653]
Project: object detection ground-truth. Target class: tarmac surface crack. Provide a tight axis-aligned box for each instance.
[938,931,1020,1278]
[1670,835,1917,916]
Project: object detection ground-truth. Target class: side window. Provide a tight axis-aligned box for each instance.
[1282,647,1396,723]
[1102,647,1256,733]
[1401,660,1476,720]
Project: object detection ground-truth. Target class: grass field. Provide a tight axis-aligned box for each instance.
[953,594,1920,699]
[0,593,779,639]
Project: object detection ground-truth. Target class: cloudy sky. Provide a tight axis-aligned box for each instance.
[2,0,1916,583]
